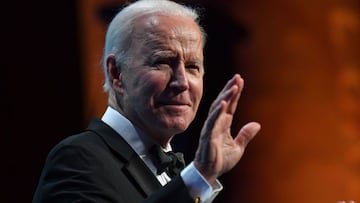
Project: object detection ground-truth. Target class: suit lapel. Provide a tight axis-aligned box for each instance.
[125,154,162,196]
[86,119,162,196]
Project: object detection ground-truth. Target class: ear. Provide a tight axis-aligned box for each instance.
[106,54,124,94]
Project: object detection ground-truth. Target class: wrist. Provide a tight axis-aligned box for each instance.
[193,161,217,185]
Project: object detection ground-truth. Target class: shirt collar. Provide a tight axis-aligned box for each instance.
[101,106,171,156]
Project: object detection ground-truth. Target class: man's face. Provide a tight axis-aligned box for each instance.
[118,14,204,144]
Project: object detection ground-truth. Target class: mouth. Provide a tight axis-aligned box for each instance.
[155,100,191,108]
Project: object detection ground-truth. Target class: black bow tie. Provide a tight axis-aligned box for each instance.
[149,145,185,178]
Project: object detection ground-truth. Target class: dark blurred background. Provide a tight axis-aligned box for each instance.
[2,0,359,202]
[2,1,83,202]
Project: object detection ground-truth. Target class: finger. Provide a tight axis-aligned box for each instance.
[196,101,225,166]
[203,100,226,138]
[209,74,243,113]
[209,85,238,115]
[219,74,242,96]
[227,76,243,114]
[234,122,261,146]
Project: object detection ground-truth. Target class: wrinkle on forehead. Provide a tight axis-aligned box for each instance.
[132,13,203,50]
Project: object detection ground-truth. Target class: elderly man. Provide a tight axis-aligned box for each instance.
[32,0,261,202]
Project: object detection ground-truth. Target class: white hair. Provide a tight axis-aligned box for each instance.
[102,0,206,92]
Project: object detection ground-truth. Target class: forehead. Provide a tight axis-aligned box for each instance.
[132,14,204,51]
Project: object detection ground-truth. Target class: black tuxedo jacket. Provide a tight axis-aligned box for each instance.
[33,119,194,203]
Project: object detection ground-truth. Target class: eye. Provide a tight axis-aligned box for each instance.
[185,64,202,75]
[151,57,175,69]
[154,59,171,66]
[186,64,200,70]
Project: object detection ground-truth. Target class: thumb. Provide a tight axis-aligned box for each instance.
[235,122,261,146]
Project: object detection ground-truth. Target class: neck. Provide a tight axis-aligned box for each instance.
[107,101,173,149]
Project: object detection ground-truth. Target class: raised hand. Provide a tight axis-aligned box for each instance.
[194,74,261,184]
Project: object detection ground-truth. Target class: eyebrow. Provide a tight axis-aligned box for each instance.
[151,51,203,66]
[151,51,177,58]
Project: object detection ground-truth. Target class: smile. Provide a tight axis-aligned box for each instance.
[155,100,191,107]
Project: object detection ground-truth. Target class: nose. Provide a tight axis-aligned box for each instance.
[169,64,189,91]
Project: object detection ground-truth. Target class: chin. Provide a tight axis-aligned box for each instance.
[166,121,191,134]
[155,113,195,134]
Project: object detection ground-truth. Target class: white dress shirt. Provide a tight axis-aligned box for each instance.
[101,106,222,203]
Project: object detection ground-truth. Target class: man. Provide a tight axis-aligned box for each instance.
[33,0,261,202]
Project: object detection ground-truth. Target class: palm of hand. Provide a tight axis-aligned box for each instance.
[194,74,260,184]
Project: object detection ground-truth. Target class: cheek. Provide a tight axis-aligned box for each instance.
[191,78,204,100]
[188,79,203,113]
[134,72,169,100]
[144,73,169,90]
